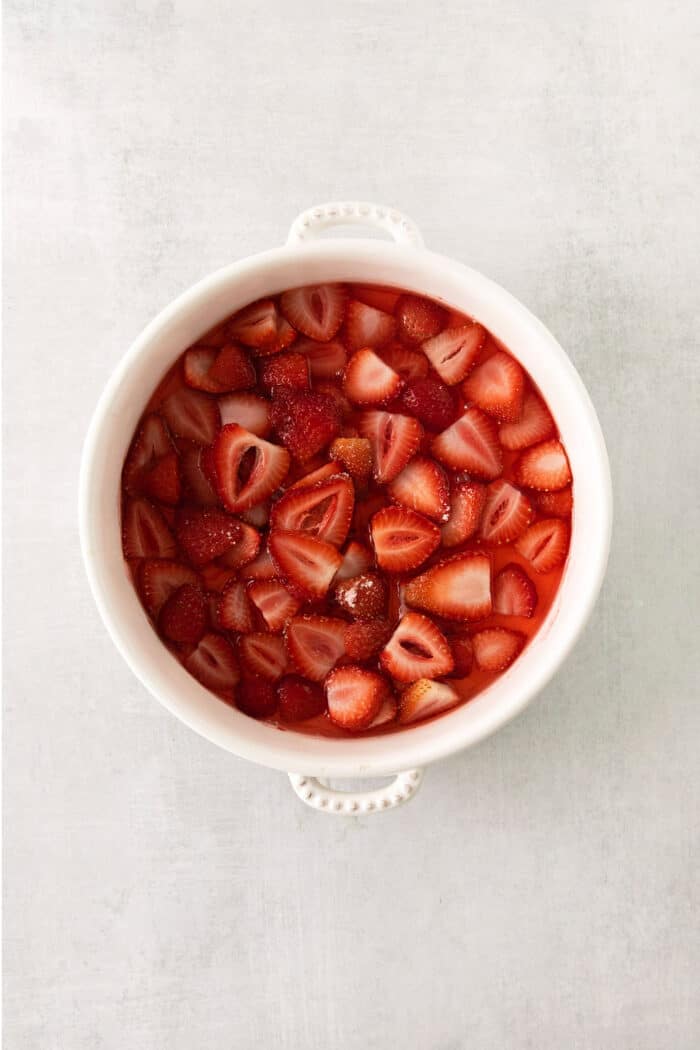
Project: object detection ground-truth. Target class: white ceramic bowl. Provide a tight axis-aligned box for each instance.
[79,201,612,815]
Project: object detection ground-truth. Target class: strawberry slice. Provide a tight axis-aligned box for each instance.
[293,338,347,379]
[268,530,342,600]
[174,507,241,566]
[398,679,460,725]
[370,505,440,572]
[335,540,374,581]
[432,407,503,479]
[138,559,199,616]
[213,424,290,513]
[184,344,255,393]
[269,389,341,461]
[462,350,524,423]
[368,694,398,728]
[421,322,485,385]
[350,284,400,314]
[137,452,181,505]
[259,352,309,392]
[395,294,447,344]
[514,440,572,491]
[404,552,492,621]
[441,481,486,547]
[279,284,346,341]
[381,344,429,381]
[343,619,392,661]
[236,675,279,719]
[159,583,206,645]
[493,563,538,618]
[237,632,288,680]
[344,300,396,351]
[380,611,454,683]
[277,675,327,722]
[448,636,474,677]
[471,628,525,671]
[217,522,261,571]
[271,474,354,547]
[218,392,271,437]
[478,480,533,544]
[288,459,342,489]
[122,499,177,559]
[199,562,236,592]
[180,446,218,506]
[343,347,402,405]
[328,438,372,487]
[399,376,457,431]
[515,518,570,573]
[498,390,555,450]
[334,572,387,621]
[533,487,573,518]
[247,579,300,632]
[226,298,296,354]
[242,545,276,579]
[388,456,449,522]
[358,411,423,483]
[185,633,240,693]
[241,500,270,529]
[161,387,220,446]
[284,615,346,681]
[218,579,256,633]
[123,414,174,495]
[325,667,387,730]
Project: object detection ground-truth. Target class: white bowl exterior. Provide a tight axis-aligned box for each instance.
[80,240,612,777]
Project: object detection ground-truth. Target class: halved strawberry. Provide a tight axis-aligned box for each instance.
[493,563,538,618]
[334,572,387,621]
[226,298,296,354]
[478,480,533,544]
[185,633,240,693]
[344,300,396,351]
[448,636,474,677]
[514,440,571,491]
[399,375,457,431]
[471,628,525,671]
[139,559,199,616]
[533,487,573,518]
[271,474,354,547]
[268,530,342,600]
[217,522,261,570]
[395,294,447,344]
[179,445,218,506]
[325,666,387,730]
[259,352,309,392]
[462,350,524,423]
[370,505,440,572]
[218,392,271,436]
[284,615,346,681]
[269,389,341,461]
[368,694,398,728]
[173,507,240,566]
[293,338,347,379]
[277,675,327,722]
[247,578,300,632]
[381,343,429,381]
[236,675,279,719]
[398,679,460,725]
[237,632,287,680]
[343,347,402,406]
[213,424,290,512]
[242,545,276,579]
[515,518,570,573]
[288,459,342,489]
[380,611,454,683]
[343,619,392,661]
[498,390,555,450]
[421,322,485,384]
[279,284,346,341]
[159,583,206,645]
[350,284,400,314]
[335,540,374,581]
[122,499,177,559]
[218,579,256,632]
[358,411,423,483]
[441,481,486,547]
[432,407,503,479]
[140,452,181,507]
[184,344,255,393]
[328,438,372,487]
[388,456,449,522]
[404,552,492,621]
[123,414,174,495]
[161,387,220,446]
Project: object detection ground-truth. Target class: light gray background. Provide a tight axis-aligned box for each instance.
[4,1,699,1047]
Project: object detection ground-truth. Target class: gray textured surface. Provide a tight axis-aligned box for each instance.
[4,1,699,1047]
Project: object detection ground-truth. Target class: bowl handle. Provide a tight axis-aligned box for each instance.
[288,768,424,814]
[287,201,425,248]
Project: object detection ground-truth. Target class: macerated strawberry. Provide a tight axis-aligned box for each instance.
[271,474,354,547]
[161,387,220,446]
[218,579,256,632]
[388,456,450,522]
[358,411,423,483]
[370,505,441,572]
[159,583,206,645]
[293,338,347,379]
[288,459,342,490]
[395,294,447,344]
[368,694,398,727]
[498,390,555,451]
[236,675,279,719]
[398,679,460,724]
[227,298,296,354]
[217,522,261,571]
[471,628,525,671]
[277,675,327,722]
[279,284,346,341]
[380,611,454,683]
[404,552,492,621]
[237,632,288,680]
[185,633,240,693]
[343,347,402,406]
[432,407,503,479]
[240,501,269,529]
[241,545,276,579]
[399,375,457,431]
[463,351,524,423]
[325,666,387,730]
[533,487,573,518]
[184,344,255,393]
[180,446,218,506]
[441,481,486,547]
[328,437,373,487]
[421,322,485,384]
[493,563,538,618]
[123,414,174,495]
[514,440,572,491]
[344,300,396,351]
[335,540,374,581]
[213,424,290,512]
[350,284,401,314]
[334,572,387,621]
[268,530,343,600]
[343,619,392,661]
[284,615,346,681]
[247,578,300,632]
[381,343,429,381]
[218,392,272,436]
[515,518,570,573]
[122,499,177,559]
[139,559,199,616]
[479,480,533,544]
[448,636,474,677]
[270,389,341,461]
[173,507,241,566]
[259,352,309,392]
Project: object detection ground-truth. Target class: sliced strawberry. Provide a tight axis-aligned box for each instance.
[335,540,374,581]
[123,414,174,495]
[344,300,396,351]
[421,322,485,385]
[218,392,271,437]
[199,562,236,592]
[159,583,206,645]
[271,474,354,547]
[399,679,460,724]
[432,407,503,479]
[180,445,218,506]
[404,552,492,621]
[236,675,278,718]
[174,507,241,566]
[293,338,347,379]
[448,636,474,677]
[368,694,398,728]
[161,387,220,446]
[471,628,525,671]
[139,559,199,616]
[184,345,254,393]
[242,545,276,579]
[226,298,296,354]
[350,284,400,314]
[441,481,486,547]
[395,294,447,344]
[185,632,239,693]
[388,456,449,522]
[515,518,570,573]
[499,390,555,451]
[343,347,402,406]
[462,351,524,423]
[325,667,387,730]
[334,572,387,621]
[214,424,290,512]
[277,675,327,722]
[217,522,261,570]
[381,343,429,381]
[279,284,346,341]
[380,611,454,683]
[533,487,573,518]
[247,579,300,632]
[399,375,457,431]
[218,579,256,633]
[268,530,342,600]
[237,632,287,680]
[259,352,309,392]
[358,411,423,483]
[328,438,372,487]
[122,499,177,559]
[140,453,181,507]
[370,505,440,572]
[240,501,269,529]
[479,480,533,544]
[288,459,342,490]
[284,615,346,681]
[493,563,538,618]
[343,619,392,662]
[207,591,224,630]
[514,440,571,491]
[269,389,341,461]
